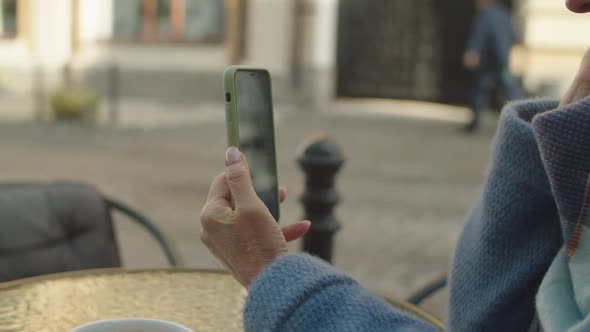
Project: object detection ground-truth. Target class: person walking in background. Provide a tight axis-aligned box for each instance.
[463,0,522,132]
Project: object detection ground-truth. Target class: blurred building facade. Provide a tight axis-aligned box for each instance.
[0,0,588,118]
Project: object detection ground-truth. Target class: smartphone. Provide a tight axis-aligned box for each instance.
[223,66,280,221]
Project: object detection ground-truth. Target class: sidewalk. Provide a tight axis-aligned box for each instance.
[0,98,497,319]
[1,96,481,128]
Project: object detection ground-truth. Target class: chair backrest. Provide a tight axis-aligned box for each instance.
[0,182,120,282]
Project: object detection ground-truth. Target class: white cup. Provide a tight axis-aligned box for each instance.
[70,318,194,332]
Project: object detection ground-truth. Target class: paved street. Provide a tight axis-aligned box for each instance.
[0,100,498,319]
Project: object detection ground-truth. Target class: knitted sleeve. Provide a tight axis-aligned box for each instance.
[447,99,564,331]
[244,253,439,332]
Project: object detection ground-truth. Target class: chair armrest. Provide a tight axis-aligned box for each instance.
[103,197,181,267]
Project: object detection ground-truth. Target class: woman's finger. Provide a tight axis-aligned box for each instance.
[281,221,311,242]
[279,187,287,204]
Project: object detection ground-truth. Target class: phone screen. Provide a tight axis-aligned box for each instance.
[235,70,279,220]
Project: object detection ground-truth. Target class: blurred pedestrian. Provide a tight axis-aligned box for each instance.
[463,0,522,132]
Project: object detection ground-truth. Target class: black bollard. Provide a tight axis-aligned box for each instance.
[298,135,345,263]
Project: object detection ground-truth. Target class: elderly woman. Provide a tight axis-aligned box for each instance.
[200,1,590,330]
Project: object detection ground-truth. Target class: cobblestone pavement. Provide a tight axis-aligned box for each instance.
[0,100,499,319]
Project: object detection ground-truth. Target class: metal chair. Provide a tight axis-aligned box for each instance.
[406,273,448,306]
[382,295,445,331]
[374,276,448,330]
[0,181,180,282]
[103,197,179,266]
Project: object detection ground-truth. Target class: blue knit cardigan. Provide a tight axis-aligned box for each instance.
[244,98,590,331]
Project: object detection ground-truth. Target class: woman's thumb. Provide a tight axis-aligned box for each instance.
[225,147,257,206]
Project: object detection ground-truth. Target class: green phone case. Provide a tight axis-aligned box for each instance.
[223,65,280,221]
[223,65,241,148]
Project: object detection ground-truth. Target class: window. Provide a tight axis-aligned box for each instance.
[0,0,17,38]
[112,0,224,43]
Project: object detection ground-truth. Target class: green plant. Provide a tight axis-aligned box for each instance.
[51,87,99,119]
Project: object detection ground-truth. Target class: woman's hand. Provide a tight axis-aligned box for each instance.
[463,50,480,71]
[561,48,590,106]
[200,147,311,288]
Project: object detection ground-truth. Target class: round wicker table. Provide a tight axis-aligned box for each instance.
[0,269,246,332]
[0,268,444,332]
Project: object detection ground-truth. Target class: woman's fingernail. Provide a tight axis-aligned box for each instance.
[226,147,242,166]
